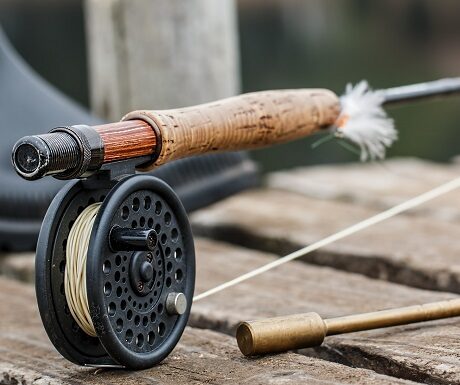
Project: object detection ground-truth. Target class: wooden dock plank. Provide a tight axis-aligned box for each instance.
[191,189,460,293]
[191,238,460,385]
[0,276,415,385]
[3,241,459,383]
[0,252,35,282]
[267,158,460,223]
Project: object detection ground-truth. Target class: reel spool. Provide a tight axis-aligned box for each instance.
[36,164,195,369]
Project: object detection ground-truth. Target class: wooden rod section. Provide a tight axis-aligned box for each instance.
[93,120,156,162]
[325,299,460,336]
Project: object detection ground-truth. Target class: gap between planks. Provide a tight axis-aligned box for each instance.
[0,274,418,385]
[190,238,460,385]
[267,158,460,223]
[0,239,446,384]
[191,187,460,294]
[1,240,459,384]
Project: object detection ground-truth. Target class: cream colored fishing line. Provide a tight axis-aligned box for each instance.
[194,175,460,302]
[64,202,101,337]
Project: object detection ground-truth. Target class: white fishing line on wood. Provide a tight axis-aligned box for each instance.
[193,175,460,302]
[64,202,101,337]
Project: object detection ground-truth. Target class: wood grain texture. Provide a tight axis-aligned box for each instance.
[0,240,457,384]
[7,156,460,383]
[191,188,460,293]
[0,277,415,385]
[268,158,460,223]
[190,238,460,385]
[123,89,340,169]
[93,120,156,162]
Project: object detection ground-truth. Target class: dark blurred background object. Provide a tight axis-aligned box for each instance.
[1,0,459,171]
[0,0,259,251]
[0,21,101,252]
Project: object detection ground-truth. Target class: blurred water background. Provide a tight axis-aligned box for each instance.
[1,0,459,172]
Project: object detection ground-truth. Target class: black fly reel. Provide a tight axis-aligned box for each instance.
[36,164,195,369]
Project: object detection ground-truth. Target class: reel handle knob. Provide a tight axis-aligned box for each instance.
[110,227,158,251]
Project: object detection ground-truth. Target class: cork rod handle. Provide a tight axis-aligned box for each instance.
[123,89,340,169]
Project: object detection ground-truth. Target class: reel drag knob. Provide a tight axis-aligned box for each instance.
[36,175,195,369]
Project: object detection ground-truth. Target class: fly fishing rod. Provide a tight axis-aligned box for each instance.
[10,77,460,370]
[12,77,460,181]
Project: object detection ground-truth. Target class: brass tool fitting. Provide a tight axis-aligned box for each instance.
[237,313,326,356]
[237,298,460,356]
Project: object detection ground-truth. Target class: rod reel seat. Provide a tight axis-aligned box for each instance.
[36,158,195,369]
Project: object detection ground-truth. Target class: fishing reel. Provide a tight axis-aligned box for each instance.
[36,157,195,369]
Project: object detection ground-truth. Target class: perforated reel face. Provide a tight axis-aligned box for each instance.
[87,175,195,369]
[35,175,194,370]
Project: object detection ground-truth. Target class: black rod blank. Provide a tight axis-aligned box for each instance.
[382,77,460,106]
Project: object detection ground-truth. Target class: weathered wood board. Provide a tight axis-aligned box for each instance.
[2,239,459,383]
[3,157,460,384]
[191,238,460,385]
[0,252,34,282]
[268,158,460,223]
[191,189,460,293]
[0,276,416,385]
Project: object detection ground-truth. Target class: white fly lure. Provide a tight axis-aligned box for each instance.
[335,81,397,161]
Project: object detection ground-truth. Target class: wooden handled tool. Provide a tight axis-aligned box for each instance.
[12,89,339,180]
[236,298,460,356]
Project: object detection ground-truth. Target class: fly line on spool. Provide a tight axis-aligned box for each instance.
[64,202,101,337]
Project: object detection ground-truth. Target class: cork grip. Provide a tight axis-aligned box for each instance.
[122,89,340,169]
